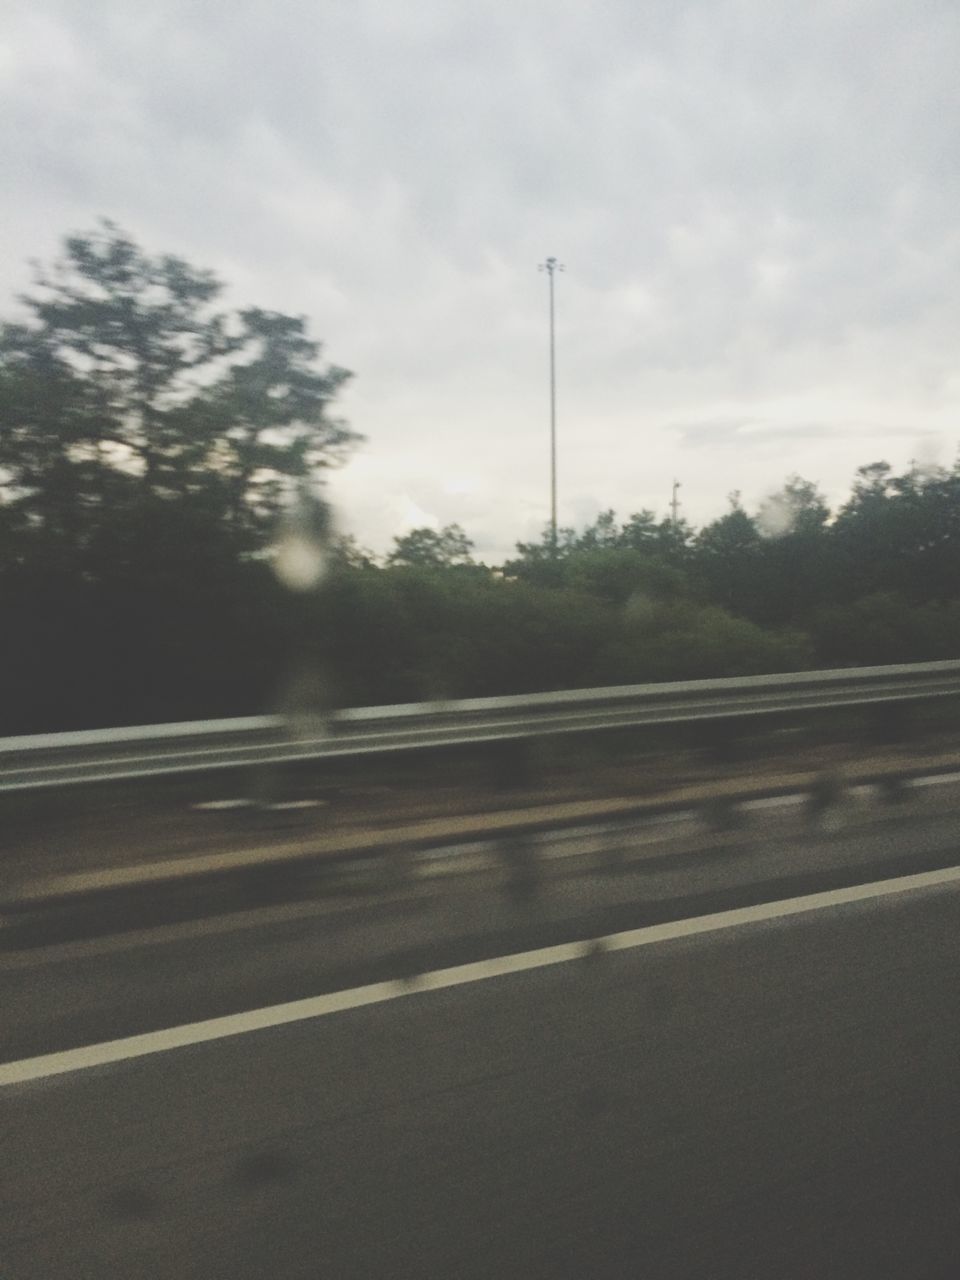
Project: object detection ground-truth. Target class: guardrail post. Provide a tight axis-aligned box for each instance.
[805,772,845,827]
[237,861,310,907]
[379,847,415,891]
[702,796,744,832]
[597,823,632,872]
[877,774,910,805]
[500,834,542,903]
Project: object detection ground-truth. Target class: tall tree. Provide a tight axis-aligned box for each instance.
[0,220,358,573]
[753,476,832,622]
[387,523,475,569]
[694,498,765,618]
[0,222,359,732]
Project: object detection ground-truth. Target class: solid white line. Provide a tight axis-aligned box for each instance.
[2,863,959,1089]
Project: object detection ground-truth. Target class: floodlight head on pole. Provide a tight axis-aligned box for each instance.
[537,257,565,551]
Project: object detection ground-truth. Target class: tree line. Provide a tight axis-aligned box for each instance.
[2,225,959,733]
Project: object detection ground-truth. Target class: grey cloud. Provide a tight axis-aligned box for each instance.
[3,0,960,546]
[674,419,940,450]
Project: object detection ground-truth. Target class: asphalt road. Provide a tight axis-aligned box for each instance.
[3,793,960,1061]
[2,871,959,1279]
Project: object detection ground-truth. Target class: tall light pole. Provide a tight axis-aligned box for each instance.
[538,256,564,550]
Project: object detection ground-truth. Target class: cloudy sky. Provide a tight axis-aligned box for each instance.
[2,0,959,560]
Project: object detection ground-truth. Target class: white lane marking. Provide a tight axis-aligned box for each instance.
[742,794,805,811]
[2,863,959,1089]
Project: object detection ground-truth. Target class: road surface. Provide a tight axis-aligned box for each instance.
[2,861,958,1278]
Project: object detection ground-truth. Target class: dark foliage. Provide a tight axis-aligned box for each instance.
[4,227,960,732]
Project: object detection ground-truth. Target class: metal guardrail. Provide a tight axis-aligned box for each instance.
[1,659,959,794]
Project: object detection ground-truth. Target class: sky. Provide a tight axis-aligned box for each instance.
[2,0,959,561]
